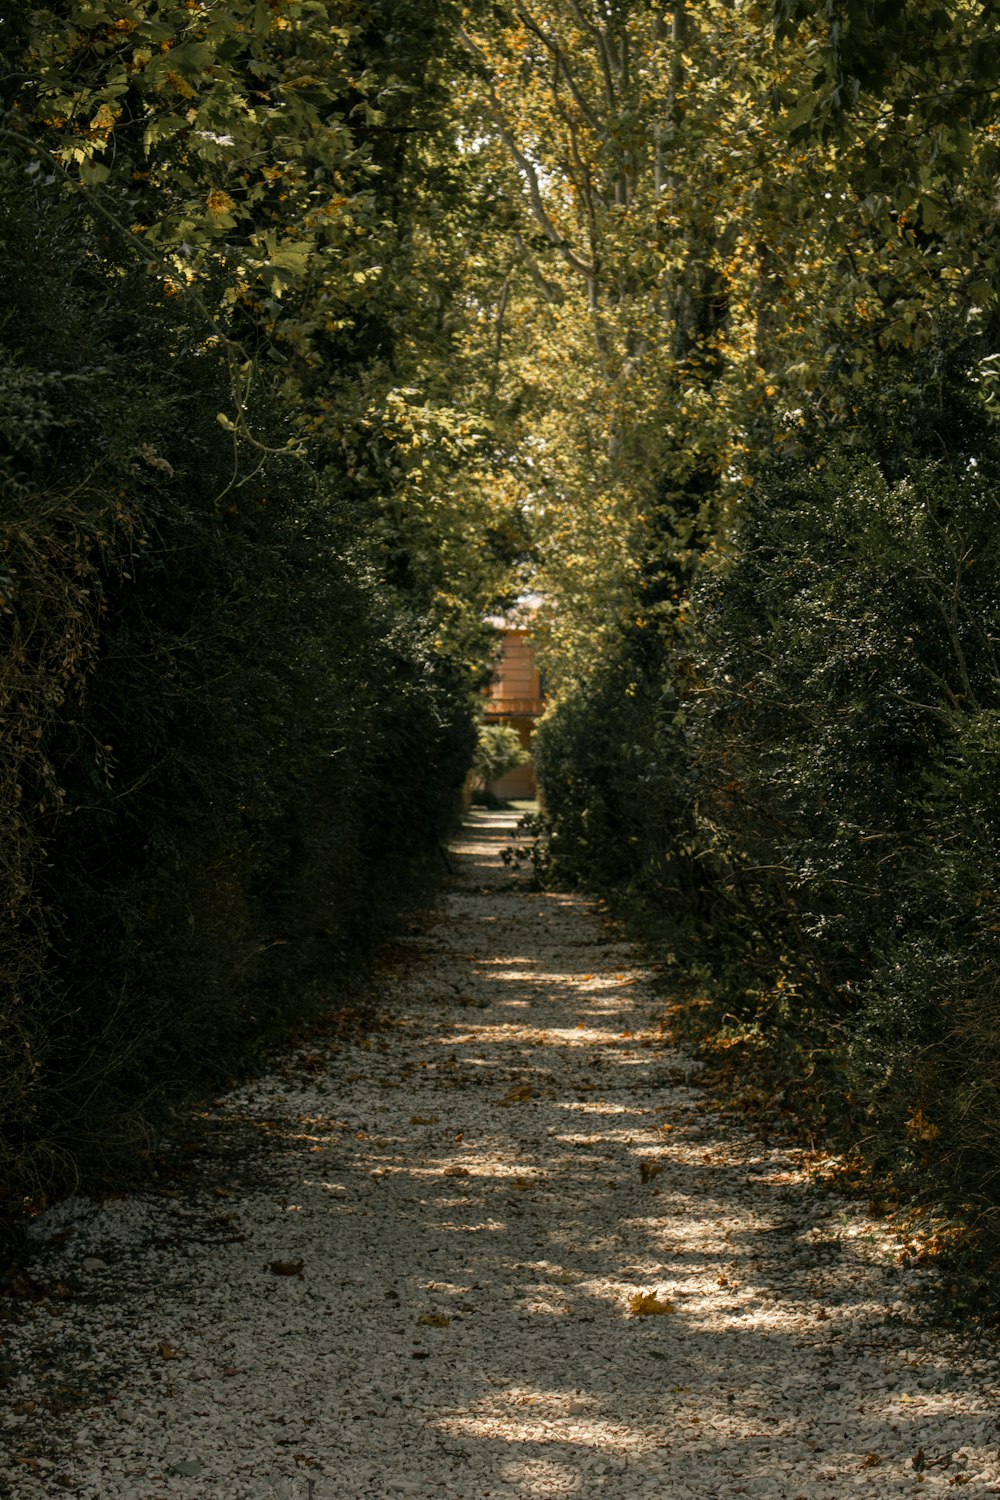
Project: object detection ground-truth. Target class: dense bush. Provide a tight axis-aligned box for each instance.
[472,723,529,790]
[536,335,1000,1244]
[0,173,474,1221]
[533,636,702,905]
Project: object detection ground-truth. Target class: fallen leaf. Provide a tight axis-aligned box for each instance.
[211,1186,235,1199]
[640,1161,664,1184]
[499,1084,533,1106]
[269,1260,304,1278]
[5,1269,52,1299]
[628,1291,675,1316]
[416,1314,450,1327]
[443,1165,470,1177]
[159,1342,182,1360]
[861,1453,882,1469]
[411,1115,439,1125]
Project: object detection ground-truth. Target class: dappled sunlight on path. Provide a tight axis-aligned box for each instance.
[4,811,999,1498]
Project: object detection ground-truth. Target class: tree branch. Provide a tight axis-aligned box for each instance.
[458,28,597,283]
[515,5,604,137]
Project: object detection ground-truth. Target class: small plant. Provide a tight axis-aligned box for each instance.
[472,722,529,791]
[500,812,552,884]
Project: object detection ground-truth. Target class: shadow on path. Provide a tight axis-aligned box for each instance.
[4,816,999,1499]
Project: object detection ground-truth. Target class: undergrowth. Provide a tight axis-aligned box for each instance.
[533,332,1000,1307]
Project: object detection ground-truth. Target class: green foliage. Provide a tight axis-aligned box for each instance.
[0,5,482,1226]
[536,332,1000,1247]
[499,812,551,883]
[8,0,1000,1288]
[473,722,528,788]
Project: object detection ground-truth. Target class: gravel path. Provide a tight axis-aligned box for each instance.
[2,811,999,1499]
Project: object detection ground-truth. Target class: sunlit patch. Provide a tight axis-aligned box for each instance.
[430,1217,507,1233]
[499,1455,583,1490]
[476,956,538,967]
[443,1022,637,1049]
[513,1295,571,1317]
[394,1163,479,1178]
[569,1277,683,1316]
[556,1102,638,1117]
[415,1278,473,1295]
[437,1387,645,1457]
[544,1026,636,1045]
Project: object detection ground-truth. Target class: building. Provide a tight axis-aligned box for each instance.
[482,594,545,800]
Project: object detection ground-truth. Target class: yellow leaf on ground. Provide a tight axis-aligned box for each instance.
[628,1292,674,1316]
[499,1084,533,1106]
[416,1314,450,1327]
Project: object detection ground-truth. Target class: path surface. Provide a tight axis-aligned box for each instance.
[2,813,999,1499]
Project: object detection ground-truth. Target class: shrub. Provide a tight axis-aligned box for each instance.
[536,331,1000,1245]
[472,722,529,789]
[0,169,475,1228]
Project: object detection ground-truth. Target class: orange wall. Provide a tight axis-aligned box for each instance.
[492,631,536,698]
[490,720,536,799]
[484,626,542,799]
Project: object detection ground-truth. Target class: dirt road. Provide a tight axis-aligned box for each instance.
[2,812,998,1498]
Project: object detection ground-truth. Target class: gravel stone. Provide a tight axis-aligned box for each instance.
[1,811,998,1498]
